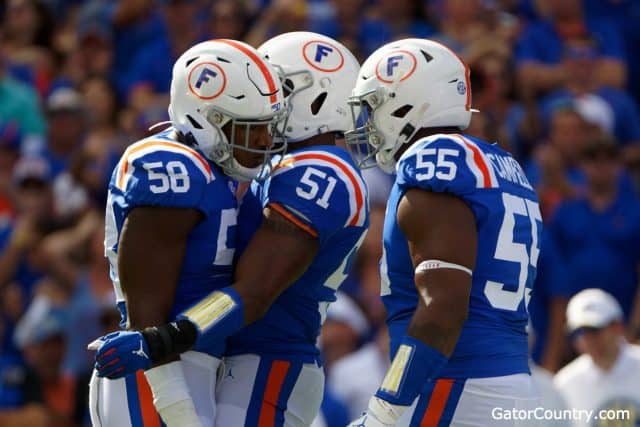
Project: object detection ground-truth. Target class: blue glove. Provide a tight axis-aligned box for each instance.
[92,331,151,379]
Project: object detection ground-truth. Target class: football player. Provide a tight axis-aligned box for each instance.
[89,39,286,427]
[345,39,542,426]
[93,31,370,426]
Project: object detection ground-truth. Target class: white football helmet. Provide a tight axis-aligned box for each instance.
[169,39,287,181]
[345,39,475,173]
[258,32,359,143]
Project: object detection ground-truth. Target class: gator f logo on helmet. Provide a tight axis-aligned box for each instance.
[188,63,226,100]
[302,40,345,73]
[375,50,417,83]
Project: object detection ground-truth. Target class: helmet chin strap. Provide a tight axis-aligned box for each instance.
[375,101,430,173]
[223,159,264,182]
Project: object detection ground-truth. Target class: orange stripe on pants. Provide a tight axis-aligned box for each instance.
[257,360,291,427]
[420,379,454,427]
[136,370,162,427]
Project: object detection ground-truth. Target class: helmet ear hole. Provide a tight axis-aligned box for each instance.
[184,132,198,146]
[391,104,413,118]
[310,92,328,116]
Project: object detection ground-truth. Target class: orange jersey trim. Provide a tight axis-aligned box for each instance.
[269,202,319,238]
[117,140,212,190]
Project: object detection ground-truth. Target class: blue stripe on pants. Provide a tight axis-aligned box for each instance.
[125,374,143,427]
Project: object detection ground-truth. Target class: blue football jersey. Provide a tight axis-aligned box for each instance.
[229,146,369,359]
[383,133,542,379]
[104,129,238,357]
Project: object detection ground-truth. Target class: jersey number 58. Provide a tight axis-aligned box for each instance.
[145,161,190,193]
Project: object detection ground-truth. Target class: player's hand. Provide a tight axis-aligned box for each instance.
[89,331,151,378]
[346,412,394,427]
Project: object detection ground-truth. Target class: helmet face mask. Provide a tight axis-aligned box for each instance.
[269,64,314,139]
[345,86,394,171]
[197,104,289,181]
[169,39,289,181]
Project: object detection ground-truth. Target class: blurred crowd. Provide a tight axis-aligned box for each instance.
[1,0,639,426]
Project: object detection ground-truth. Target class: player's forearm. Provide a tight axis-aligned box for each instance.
[134,284,258,364]
[405,264,471,354]
[362,268,470,425]
[138,286,243,363]
[233,208,319,323]
[406,293,468,357]
[141,208,318,361]
[145,264,310,363]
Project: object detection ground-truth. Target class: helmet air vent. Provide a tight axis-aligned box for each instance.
[186,114,203,129]
[185,56,199,67]
[391,104,413,118]
[420,50,434,63]
[310,92,328,116]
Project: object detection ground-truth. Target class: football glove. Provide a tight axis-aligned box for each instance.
[91,331,151,378]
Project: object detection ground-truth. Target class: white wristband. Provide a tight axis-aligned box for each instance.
[416,259,472,276]
[144,361,203,427]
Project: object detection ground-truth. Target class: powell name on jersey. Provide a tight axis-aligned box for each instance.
[231,146,369,359]
[105,129,238,357]
[383,133,542,379]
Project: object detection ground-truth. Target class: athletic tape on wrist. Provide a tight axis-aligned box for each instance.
[375,335,448,406]
[180,288,242,331]
[177,287,245,351]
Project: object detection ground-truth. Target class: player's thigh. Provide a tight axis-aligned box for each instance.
[180,350,221,426]
[451,374,541,426]
[89,370,162,427]
[215,354,324,427]
[397,374,540,427]
[89,352,220,427]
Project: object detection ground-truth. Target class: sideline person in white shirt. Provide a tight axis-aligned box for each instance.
[555,288,640,427]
